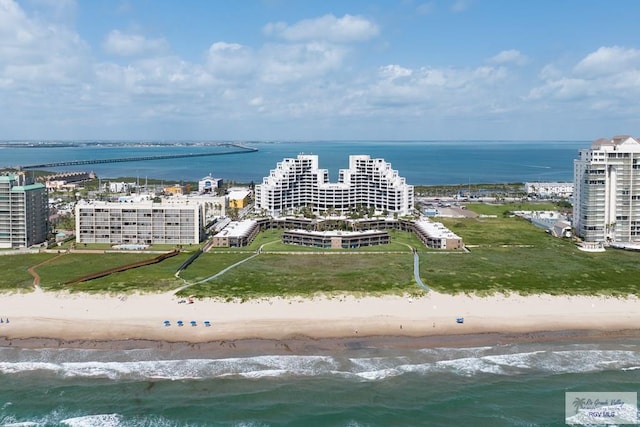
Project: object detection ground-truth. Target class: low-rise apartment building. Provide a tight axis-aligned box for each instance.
[211,219,260,247]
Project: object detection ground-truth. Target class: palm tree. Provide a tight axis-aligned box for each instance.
[572,397,586,414]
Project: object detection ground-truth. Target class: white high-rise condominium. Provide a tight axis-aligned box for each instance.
[0,174,49,248]
[573,135,640,244]
[255,154,414,217]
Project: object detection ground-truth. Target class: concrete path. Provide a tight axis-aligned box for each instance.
[413,251,429,292]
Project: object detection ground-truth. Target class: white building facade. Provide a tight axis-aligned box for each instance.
[573,135,640,243]
[198,175,222,193]
[255,155,414,217]
[524,182,574,198]
[75,200,203,245]
[0,174,49,248]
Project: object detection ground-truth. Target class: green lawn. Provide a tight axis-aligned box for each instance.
[424,214,640,296]
[420,245,640,296]
[440,216,551,246]
[180,252,421,300]
[464,202,559,216]
[38,252,187,293]
[178,252,257,283]
[0,253,57,291]
[2,208,639,298]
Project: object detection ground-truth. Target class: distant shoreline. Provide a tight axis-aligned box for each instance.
[0,140,581,186]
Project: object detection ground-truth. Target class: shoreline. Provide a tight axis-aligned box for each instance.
[1,290,639,352]
[2,328,640,356]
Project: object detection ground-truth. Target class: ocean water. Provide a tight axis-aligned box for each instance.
[1,338,639,426]
[0,140,587,185]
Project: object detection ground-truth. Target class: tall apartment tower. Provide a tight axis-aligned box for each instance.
[255,154,414,217]
[573,136,640,244]
[0,174,49,248]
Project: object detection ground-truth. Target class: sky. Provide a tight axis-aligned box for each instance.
[2,0,640,141]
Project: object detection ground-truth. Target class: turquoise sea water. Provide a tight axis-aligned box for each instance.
[1,339,640,426]
[0,140,587,185]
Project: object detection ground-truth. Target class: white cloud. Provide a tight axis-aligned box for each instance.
[489,49,529,66]
[365,64,511,113]
[574,46,640,77]
[528,77,592,101]
[103,30,169,57]
[379,65,413,80]
[259,42,348,84]
[5,1,640,140]
[0,0,89,86]
[207,42,255,78]
[528,45,640,118]
[263,14,379,43]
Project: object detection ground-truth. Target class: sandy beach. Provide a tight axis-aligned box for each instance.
[0,290,639,350]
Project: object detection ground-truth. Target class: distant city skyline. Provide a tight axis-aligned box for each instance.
[2,0,640,141]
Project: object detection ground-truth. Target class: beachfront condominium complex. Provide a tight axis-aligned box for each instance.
[254,155,414,217]
[573,135,640,244]
[75,200,203,245]
[0,174,49,249]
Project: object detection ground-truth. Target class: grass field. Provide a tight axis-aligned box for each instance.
[37,252,187,293]
[179,252,420,300]
[3,202,639,297]
[0,253,58,291]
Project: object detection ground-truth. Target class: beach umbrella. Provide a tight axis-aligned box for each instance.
[204,320,211,327]
[177,320,184,327]
[190,320,197,326]
[163,320,170,326]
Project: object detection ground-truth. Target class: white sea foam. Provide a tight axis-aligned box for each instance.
[0,362,60,375]
[0,355,340,380]
[482,351,547,370]
[354,368,403,381]
[2,347,640,382]
[237,369,292,379]
[1,422,40,427]
[436,356,506,376]
[60,414,122,427]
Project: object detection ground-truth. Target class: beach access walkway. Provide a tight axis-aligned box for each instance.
[413,250,429,292]
[173,252,260,293]
[27,252,67,289]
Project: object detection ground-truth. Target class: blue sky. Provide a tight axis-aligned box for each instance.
[2,0,640,141]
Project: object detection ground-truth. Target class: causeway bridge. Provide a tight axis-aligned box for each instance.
[17,143,258,170]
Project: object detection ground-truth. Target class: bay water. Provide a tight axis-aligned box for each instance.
[0,140,587,185]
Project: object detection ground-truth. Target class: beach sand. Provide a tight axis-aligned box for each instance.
[0,290,639,351]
